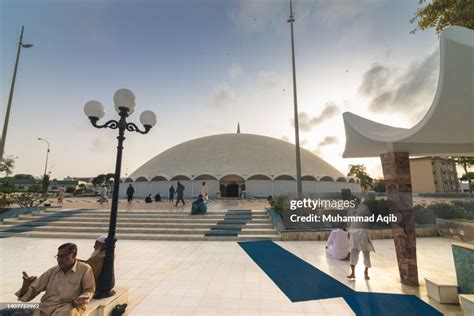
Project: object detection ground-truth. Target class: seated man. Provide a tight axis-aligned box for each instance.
[16,243,95,315]
[154,193,161,202]
[325,227,350,260]
[145,194,153,203]
[84,235,107,286]
[191,194,207,215]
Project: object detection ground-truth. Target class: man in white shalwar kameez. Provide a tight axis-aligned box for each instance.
[200,182,209,202]
[325,228,350,260]
[347,198,375,280]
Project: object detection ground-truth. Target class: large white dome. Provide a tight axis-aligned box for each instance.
[130,133,343,180]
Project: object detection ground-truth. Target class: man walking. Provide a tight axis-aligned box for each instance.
[126,184,135,203]
[175,182,185,206]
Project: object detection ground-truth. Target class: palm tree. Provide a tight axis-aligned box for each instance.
[0,156,15,176]
[453,157,474,194]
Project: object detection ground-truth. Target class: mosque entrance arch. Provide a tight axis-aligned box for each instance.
[220,174,245,198]
[226,184,240,197]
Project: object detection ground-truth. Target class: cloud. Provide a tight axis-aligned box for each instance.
[208,84,238,109]
[258,71,283,89]
[229,64,242,79]
[316,0,380,26]
[292,102,340,131]
[90,137,108,153]
[360,50,439,117]
[358,63,392,96]
[318,136,339,146]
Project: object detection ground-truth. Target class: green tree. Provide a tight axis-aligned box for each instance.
[13,174,35,180]
[347,164,373,192]
[453,157,474,194]
[14,192,47,208]
[91,173,115,187]
[0,156,15,176]
[460,172,474,181]
[411,0,474,34]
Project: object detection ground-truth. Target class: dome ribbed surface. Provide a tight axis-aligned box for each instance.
[130,133,343,179]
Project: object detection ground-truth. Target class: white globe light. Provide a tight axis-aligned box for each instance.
[84,100,105,119]
[113,88,136,113]
[140,110,157,127]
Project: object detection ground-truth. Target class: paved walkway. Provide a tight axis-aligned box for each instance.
[0,236,462,315]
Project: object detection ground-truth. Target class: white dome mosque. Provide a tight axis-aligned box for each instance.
[119,132,360,199]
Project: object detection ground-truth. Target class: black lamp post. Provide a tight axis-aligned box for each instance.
[84,89,157,298]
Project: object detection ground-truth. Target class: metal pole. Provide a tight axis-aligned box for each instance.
[38,138,50,194]
[1,26,25,161]
[94,108,127,299]
[43,143,50,177]
[288,1,303,199]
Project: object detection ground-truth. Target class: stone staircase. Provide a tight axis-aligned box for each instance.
[0,208,280,241]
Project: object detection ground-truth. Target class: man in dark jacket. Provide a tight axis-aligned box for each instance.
[175,182,185,206]
[169,185,175,202]
[126,184,135,203]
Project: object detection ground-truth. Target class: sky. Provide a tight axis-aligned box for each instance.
[1,0,443,180]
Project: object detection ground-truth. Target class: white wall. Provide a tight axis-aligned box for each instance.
[119,183,128,198]
[119,179,361,199]
[273,180,296,196]
[134,182,151,198]
[349,182,362,193]
[318,181,336,193]
[150,181,170,197]
[246,180,272,197]
[303,181,318,197]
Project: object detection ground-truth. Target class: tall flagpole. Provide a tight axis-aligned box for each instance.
[288,1,303,199]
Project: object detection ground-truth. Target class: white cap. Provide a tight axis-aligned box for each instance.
[96,235,107,243]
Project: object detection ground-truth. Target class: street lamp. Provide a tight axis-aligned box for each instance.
[287,0,303,199]
[38,138,50,194]
[0,25,33,161]
[84,88,157,298]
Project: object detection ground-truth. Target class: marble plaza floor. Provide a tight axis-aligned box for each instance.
[0,236,464,315]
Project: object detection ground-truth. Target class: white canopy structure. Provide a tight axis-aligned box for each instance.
[343,26,474,158]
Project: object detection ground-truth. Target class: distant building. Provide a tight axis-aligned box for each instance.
[410,157,459,193]
[7,179,79,192]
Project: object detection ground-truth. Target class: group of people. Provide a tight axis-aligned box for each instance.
[125,181,210,208]
[15,236,109,315]
[325,197,375,280]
